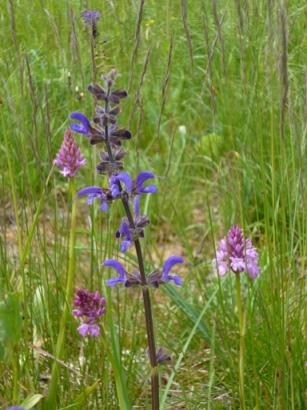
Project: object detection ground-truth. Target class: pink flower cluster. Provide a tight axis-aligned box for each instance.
[73,290,106,337]
[215,225,260,280]
[54,129,86,178]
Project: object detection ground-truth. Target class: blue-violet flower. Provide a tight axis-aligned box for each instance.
[70,112,131,146]
[147,347,171,364]
[133,171,158,194]
[116,196,150,253]
[81,10,101,26]
[77,186,112,212]
[161,256,184,285]
[147,256,184,287]
[116,222,133,252]
[103,259,143,287]
[6,408,27,410]
[70,112,92,136]
[104,259,128,286]
[109,172,132,198]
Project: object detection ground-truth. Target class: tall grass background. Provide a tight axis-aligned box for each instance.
[0,0,307,408]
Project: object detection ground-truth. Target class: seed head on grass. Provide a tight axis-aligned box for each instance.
[215,225,260,279]
[73,290,106,337]
[54,129,86,178]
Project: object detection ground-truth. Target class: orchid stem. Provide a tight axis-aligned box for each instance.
[45,177,77,410]
[236,273,246,410]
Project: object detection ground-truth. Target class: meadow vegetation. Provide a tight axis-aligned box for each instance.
[1,0,307,408]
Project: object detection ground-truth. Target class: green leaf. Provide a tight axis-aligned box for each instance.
[163,284,212,343]
[72,379,100,405]
[0,340,5,360]
[20,393,44,409]
[0,293,22,346]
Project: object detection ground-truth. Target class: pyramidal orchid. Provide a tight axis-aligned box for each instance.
[47,130,86,406]
[215,225,260,279]
[215,225,261,410]
[53,129,86,178]
[73,290,106,337]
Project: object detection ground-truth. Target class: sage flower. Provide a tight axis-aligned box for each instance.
[109,172,132,198]
[70,112,131,146]
[104,259,128,286]
[53,129,86,178]
[133,171,158,194]
[147,347,171,364]
[81,10,101,25]
[70,112,91,136]
[215,225,260,279]
[116,222,133,252]
[161,256,184,285]
[103,259,143,287]
[77,186,112,212]
[81,10,101,39]
[116,195,150,253]
[147,256,184,287]
[6,408,27,410]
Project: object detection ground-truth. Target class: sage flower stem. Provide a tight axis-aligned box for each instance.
[104,97,159,408]
[141,282,159,409]
[70,70,171,410]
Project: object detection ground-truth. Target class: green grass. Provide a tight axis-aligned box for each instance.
[1,0,307,408]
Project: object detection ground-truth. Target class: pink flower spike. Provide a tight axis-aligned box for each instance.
[73,289,106,338]
[54,129,86,178]
[214,225,260,280]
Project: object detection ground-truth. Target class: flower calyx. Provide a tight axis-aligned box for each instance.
[96,147,127,175]
[87,83,128,104]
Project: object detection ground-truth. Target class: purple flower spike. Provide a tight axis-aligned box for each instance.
[54,129,86,178]
[104,259,128,286]
[215,225,260,280]
[110,172,132,198]
[116,221,133,252]
[77,186,109,212]
[161,256,184,285]
[73,290,106,338]
[77,323,100,338]
[135,171,158,194]
[70,112,91,136]
[81,10,101,25]
[81,10,101,39]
